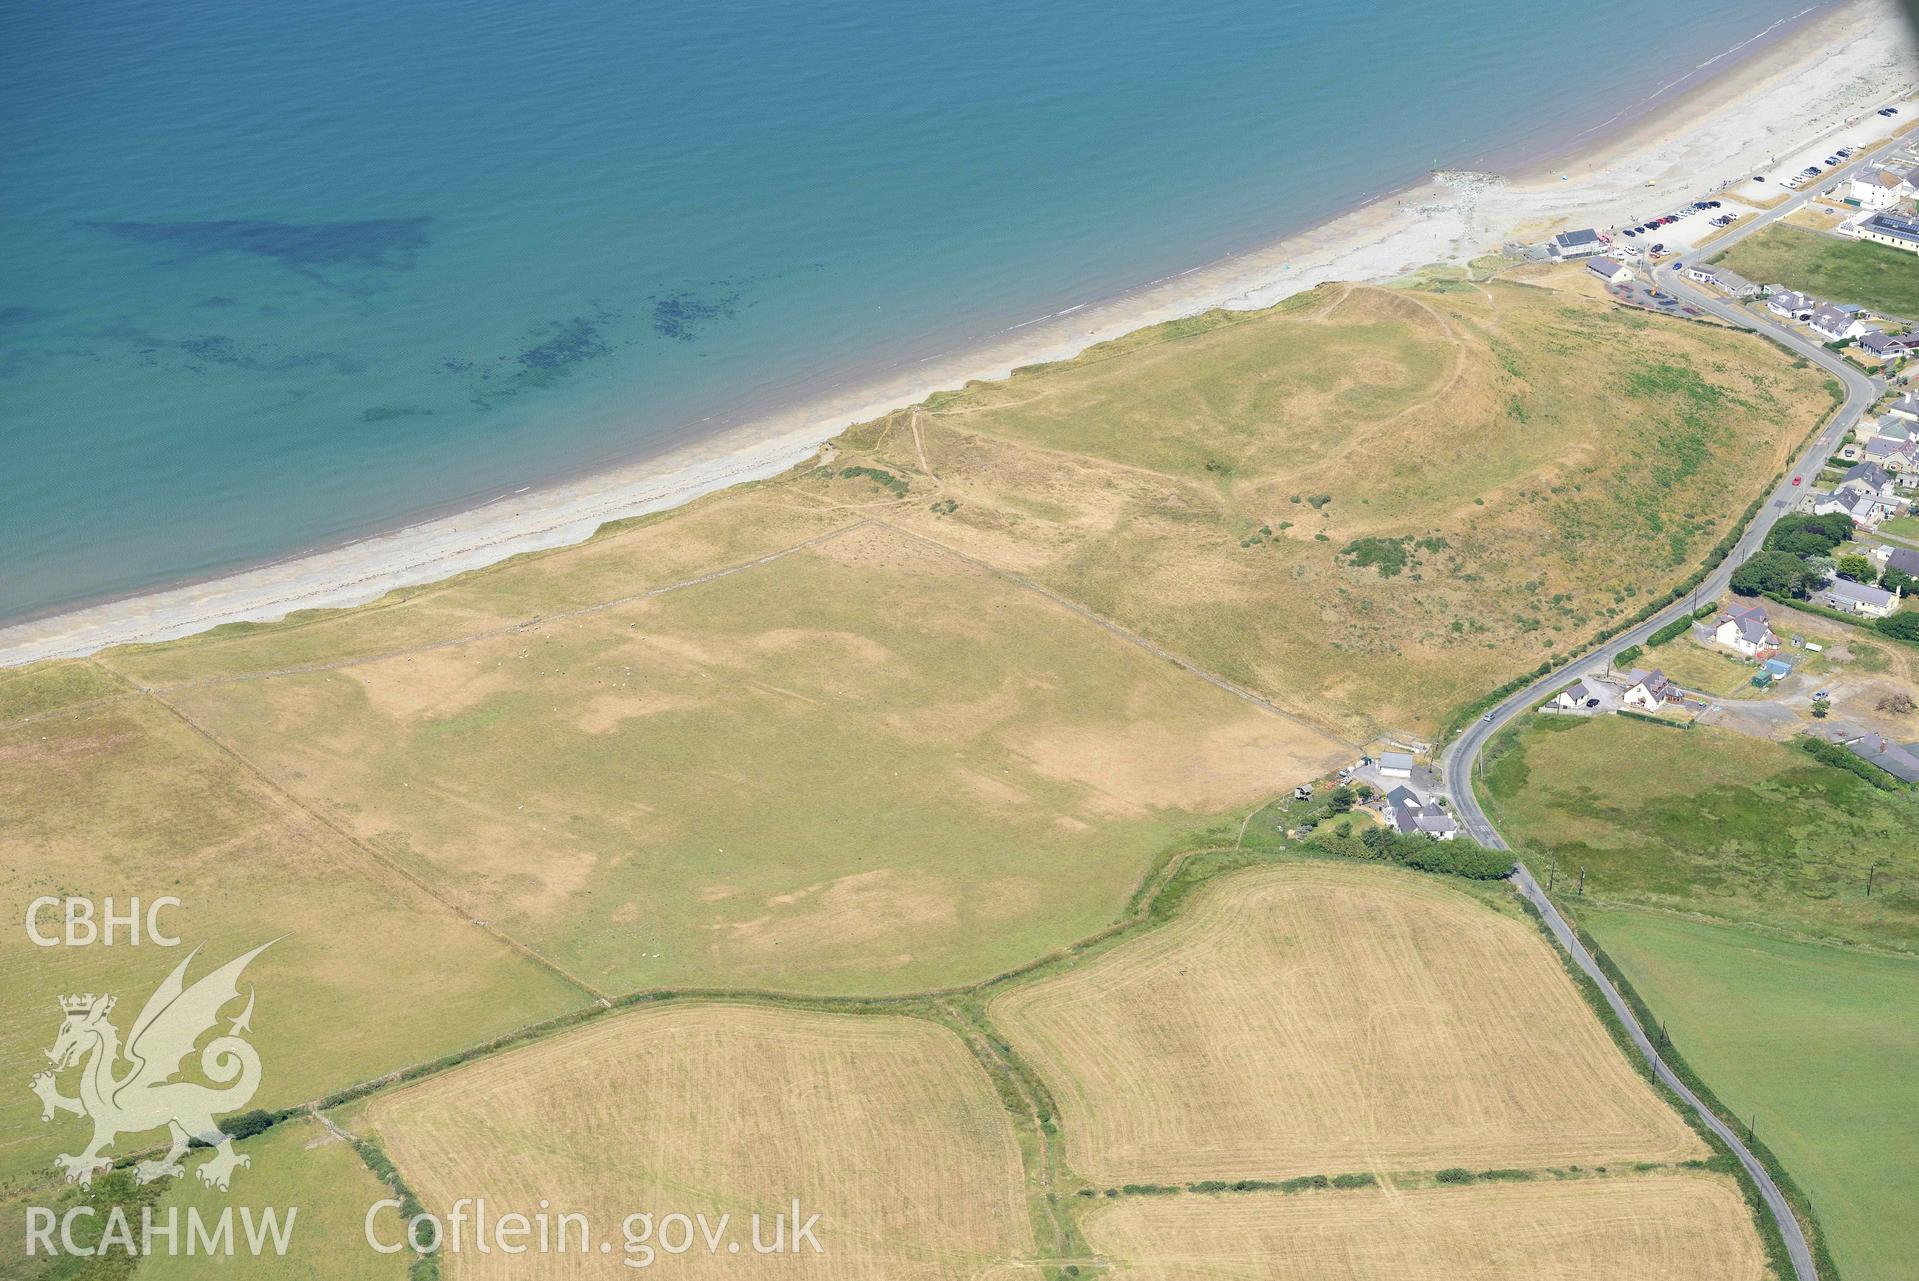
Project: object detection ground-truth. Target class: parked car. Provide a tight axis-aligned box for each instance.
[1649,243,1665,254]
[1753,175,1766,181]
[1792,475,1803,486]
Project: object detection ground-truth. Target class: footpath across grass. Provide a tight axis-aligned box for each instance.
[1580,906,1919,1281]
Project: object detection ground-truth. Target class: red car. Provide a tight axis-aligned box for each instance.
[1792,475,1803,486]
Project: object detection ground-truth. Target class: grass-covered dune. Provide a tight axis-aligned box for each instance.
[845,276,1833,738]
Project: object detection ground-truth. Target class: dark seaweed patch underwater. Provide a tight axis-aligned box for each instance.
[85,218,431,281]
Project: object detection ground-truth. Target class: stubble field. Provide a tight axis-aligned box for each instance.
[361,1002,1036,1280]
[1082,1173,1767,1281]
[988,863,1705,1184]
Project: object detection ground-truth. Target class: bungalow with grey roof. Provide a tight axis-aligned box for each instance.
[1831,731,1919,784]
[1889,392,1919,423]
[1686,265,1758,297]
[1766,289,1816,321]
[1840,461,1896,496]
[1384,788,1458,841]
[1587,258,1633,284]
[1816,576,1901,618]
[1881,546,1919,578]
[1551,680,1599,711]
[1858,331,1916,362]
[1810,303,1873,342]
[1862,436,1919,469]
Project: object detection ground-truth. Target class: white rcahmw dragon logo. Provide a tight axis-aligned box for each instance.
[31,941,274,1191]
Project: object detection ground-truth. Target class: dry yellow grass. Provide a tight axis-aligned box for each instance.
[990,863,1704,1183]
[363,1002,1035,1280]
[846,280,1828,738]
[0,697,585,1191]
[153,522,1347,996]
[1084,1173,1767,1280]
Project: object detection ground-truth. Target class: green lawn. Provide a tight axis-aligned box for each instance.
[1712,223,1919,319]
[1877,514,1919,541]
[1580,907,1919,1281]
[1482,715,1919,950]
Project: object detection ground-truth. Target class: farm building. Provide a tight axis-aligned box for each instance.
[1379,751,1415,779]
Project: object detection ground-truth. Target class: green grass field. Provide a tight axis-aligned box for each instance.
[1580,906,1919,1281]
[1482,715,1919,950]
[1877,515,1919,541]
[0,1118,402,1281]
[1712,223,1919,319]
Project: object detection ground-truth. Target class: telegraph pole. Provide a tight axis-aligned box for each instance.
[1867,860,1881,898]
[1577,866,1586,896]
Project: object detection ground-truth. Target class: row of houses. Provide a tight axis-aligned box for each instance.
[1758,287,1915,364]
[1805,458,1914,531]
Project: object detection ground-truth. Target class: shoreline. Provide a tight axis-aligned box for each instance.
[5,0,1916,669]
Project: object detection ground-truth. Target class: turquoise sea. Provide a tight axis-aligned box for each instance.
[1,0,1827,621]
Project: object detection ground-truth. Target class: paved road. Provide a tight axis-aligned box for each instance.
[1437,117,1915,1281]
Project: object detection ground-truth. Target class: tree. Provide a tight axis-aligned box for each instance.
[1764,513,1852,556]
[1836,553,1875,583]
[1878,611,1919,642]
[1327,786,1355,814]
[1730,550,1814,599]
[1882,567,1916,596]
[1811,695,1832,719]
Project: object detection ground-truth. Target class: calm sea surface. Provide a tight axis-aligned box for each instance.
[0,0,1824,620]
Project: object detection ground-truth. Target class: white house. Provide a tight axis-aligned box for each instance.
[1888,392,1919,423]
[1621,668,1676,712]
[1378,751,1415,779]
[1858,331,1916,362]
[1839,461,1896,496]
[1848,166,1916,209]
[1384,787,1458,841]
[1816,576,1901,618]
[1713,603,1779,659]
[1552,680,1601,711]
[1766,289,1816,321]
[1587,258,1633,284]
[1686,265,1758,297]
[1809,303,1872,342]
[1549,228,1605,259]
[1810,488,1901,527]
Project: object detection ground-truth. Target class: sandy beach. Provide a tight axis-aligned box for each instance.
[5,0,1916,669]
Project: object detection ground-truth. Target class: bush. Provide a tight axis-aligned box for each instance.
[1647,616,1692,647]
[1613,644,1644,668]
[1879,611,1919,643]
[1435,1167,1474,1184]
[1796,735,1909,791]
